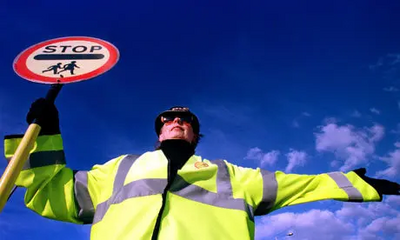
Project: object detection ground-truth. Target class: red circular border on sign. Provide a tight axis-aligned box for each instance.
[13,36,119,84]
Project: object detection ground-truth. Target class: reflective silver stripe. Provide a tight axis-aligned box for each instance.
[23,150,66,170]
[174,159,253,221]
[254,169,277,216]
[93,178,167,224]
[113,155,137,194]
[74,171,94,223]
[93,155,139,224]
[113,179,166,204]
[212,160,233,195]
[212,160,254,221]
[328,172,363,201]
[171,174,254,221]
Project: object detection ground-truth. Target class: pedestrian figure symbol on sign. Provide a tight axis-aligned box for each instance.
[58,61,80,75]
[42,61,80,76]
[42,63,63,74]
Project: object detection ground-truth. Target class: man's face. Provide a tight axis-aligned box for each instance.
[158,115,195,143]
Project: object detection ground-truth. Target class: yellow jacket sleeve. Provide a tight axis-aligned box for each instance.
[3,134,123,224]
[226,163,381,216]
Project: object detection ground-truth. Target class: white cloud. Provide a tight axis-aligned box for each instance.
[370,108,381,115]
[256,198,400,240]
[369,57,384,71]
[390,123,400,135]
[256,209,354,240]
[371,54,400,70]
[291,112,312,128]
[351,110,362,118]
[370,124,385,141]
[337,196,400,239]
[388,53,400,65]
[383,86,399,92]
[315,122,384,171]
[245,148,308,171]
[386,195,400,206]
[376,142,400,178]
[285,149,307,172]
[360,216,400,239]
[291,120,300,128]
[245,147,280,167]
[337,200,399,227]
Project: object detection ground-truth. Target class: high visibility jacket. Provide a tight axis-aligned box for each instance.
[4,134,381,240]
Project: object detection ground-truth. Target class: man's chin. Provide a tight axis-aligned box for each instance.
[170,136,187,140]
[166,136,190,141]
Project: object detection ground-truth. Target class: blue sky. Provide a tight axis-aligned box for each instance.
[1,0,400,239]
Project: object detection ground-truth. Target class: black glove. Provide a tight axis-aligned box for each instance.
[353,168,400,198]
[26,98,60,135]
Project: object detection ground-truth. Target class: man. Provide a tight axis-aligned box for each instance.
[4,98,400,240]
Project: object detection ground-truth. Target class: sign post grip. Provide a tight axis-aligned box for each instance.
[45,82,63,103]
[0,83,63,213]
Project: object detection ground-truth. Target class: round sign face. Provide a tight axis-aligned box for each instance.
[13,36,119,84]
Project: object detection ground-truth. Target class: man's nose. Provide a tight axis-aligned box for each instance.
[173,117,182,124]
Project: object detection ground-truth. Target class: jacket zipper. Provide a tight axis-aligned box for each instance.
[151,160,178,240]
[151,182,171,240]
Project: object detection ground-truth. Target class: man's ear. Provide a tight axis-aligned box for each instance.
[158,126,165,141]
[190,134,200,148]
[192,134,198,142]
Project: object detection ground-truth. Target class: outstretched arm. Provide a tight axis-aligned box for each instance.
[226,163,399,216]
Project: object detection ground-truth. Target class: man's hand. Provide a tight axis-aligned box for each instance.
[26,98,60,135]
[353,168,400,197]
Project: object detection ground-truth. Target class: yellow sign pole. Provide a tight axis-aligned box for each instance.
[0,84,62,213]
[0,124,41,212]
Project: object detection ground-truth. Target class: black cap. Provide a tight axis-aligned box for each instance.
[155,106,200,135]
